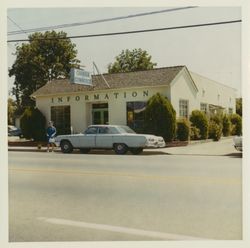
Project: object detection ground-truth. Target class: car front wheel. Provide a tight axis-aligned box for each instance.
[114,143,128,155]
[60,140,73,153]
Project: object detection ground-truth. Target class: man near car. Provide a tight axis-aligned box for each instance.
[46,121,56,152]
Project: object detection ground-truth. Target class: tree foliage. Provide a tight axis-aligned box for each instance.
[189,110,209,139]
[176,119,190,141]
[108,48,157,73]
[8,98,17,125]
[144,93,176,142]
[20,107,46,141]
[230,113,242,136]
[9,31,80,110]
[236,98,242,117]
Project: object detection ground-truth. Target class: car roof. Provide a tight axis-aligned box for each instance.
[88,125,120,128]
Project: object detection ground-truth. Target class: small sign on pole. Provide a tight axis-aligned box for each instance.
[70,68,92,85]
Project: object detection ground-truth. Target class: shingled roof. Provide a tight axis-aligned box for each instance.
[31,66,185,97]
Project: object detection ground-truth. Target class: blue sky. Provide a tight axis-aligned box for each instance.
[7,6,241,96]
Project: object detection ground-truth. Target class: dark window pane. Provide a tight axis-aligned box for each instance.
[126,101,146,133]
[51,106,71,135]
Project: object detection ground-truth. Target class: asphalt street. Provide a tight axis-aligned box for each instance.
[8,139,242,241]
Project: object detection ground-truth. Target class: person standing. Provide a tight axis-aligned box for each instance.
[46,121,56,152]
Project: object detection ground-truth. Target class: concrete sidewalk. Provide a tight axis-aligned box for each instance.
[8,137,239,156]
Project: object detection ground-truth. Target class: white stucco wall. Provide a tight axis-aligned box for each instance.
[190,72,237,113]
[35,85,170,133]
[170,70,199,118]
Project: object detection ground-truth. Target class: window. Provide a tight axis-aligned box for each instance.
[179,99,189,118]
[85,127,98,134]
[51,106,71,135]
[126,101,146,133]
[228,108,233,114]
[200,103,208,114]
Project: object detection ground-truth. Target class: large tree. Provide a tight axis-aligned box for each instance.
[108,48,157,73]
[9,31,80,110]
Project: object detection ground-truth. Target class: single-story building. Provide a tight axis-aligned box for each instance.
[31,65,237,134]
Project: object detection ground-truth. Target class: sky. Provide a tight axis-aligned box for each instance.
[7,6,242,96]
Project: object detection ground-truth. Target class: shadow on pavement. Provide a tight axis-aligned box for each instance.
[224,152,242,158]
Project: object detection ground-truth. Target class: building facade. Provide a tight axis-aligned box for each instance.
[31,66,237,134]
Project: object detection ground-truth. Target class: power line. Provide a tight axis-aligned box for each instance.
[7,20,241,43]
[7,16,28,36]
[8,6,197,36]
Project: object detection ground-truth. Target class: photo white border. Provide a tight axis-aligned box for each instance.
[1,0,249,248]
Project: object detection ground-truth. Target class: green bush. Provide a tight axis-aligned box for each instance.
[190,126,200,140]
[209,120,222,141]
[222,114,231,136]
[230,114,242,135]
[20,107,46,141]
[177,119,190,141]
[144,93,176,142]
[189,110,209,139]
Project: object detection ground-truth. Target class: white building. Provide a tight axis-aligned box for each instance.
[31,66,237,134]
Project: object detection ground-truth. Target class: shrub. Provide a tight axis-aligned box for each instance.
[20,107,46,141]
[222,114,231,136]
[144,93,176,142]
[209,120,222,141]
[189,110,208,139]
[177,119,190,141]
[230,114,242,135]
[190,126,200,140]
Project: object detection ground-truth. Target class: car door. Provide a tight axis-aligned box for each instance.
[78,126,98,148]
[95,127,113,148]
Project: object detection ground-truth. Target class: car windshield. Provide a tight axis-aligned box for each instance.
[117,126,136,134]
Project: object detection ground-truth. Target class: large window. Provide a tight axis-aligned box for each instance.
[179,99,189,118]
[127,101,146,133]
[51,106,71,135]
[200,103,208,114]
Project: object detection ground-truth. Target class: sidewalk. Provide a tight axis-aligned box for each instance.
[8,137,238,156]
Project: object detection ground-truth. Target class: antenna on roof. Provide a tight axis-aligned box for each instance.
[93,62,110,88]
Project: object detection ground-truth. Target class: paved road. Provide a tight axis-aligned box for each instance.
[9,140,242,241]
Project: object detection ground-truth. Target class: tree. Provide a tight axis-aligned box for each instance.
[108,48,157,73]
[236,98,242,117]
[189,110,209,139]
[230,113,242,136]
[9,31,80,111]
[144,93,176,142]
[8,98,17,125]
[20,107,46,141]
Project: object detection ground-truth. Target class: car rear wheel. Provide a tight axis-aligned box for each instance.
[130,148,143,155]
[60,140,73,153]
[114,143,128,155]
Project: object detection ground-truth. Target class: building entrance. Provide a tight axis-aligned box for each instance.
[92,103,109,124]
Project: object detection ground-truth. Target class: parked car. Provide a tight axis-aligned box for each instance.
[233,136,242,152]
[55,125,166,155]
[8,125,22,137]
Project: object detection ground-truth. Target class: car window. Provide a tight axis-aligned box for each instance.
[117,126,136,134]
[98,127,110,134]
[85,127,98,134]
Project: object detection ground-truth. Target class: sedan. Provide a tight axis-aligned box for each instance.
[8,125,22,137]
[55,125,166,155]
[233,136,242,152]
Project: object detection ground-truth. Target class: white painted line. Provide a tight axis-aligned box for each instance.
[38,217,204,240]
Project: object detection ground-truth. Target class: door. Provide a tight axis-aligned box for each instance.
[92,103,109,125]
